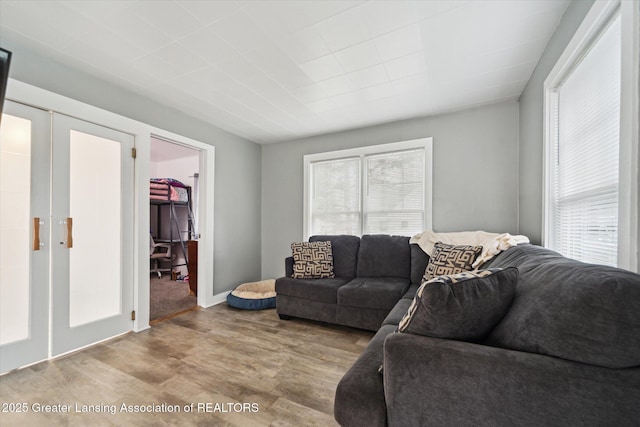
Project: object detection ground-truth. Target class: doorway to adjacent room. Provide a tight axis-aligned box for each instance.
[149,136,201,323]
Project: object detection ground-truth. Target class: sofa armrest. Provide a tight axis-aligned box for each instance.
[285,256,294,278]
[383,333,640,427]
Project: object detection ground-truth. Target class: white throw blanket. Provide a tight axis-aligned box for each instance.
[410,230,530,268]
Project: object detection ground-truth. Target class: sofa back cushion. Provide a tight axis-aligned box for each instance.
[309,235,360,278]
[356,235,410,278]
[485,244,640,369]
[398,268,518,342]
[410,244,430,285]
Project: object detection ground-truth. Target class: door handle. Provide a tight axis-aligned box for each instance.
[33,217,43,251]
[60,218,73,248]
[66,217,73,249]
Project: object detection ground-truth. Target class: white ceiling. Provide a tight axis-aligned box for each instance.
[0,0,569,144]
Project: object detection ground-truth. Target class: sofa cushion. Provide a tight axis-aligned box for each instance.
[410,244,430,285]
[356,235,410,278]
[336,305,391,332]
[398,268,518,342]
[338,277,410,310]
[402,284,419,300]
[291,241,335,279]
[485,245,640,369]
[275,277,350,304]
[382,298,412,327]
[276,295,337,324]
[334,324,396,427]
[423,242,483,281]
[310,235,360,278]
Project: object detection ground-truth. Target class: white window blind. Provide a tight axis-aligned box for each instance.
[310,157,361,235]
[305,139,432,238]
[548,14,621,266]
[365,149,424,235]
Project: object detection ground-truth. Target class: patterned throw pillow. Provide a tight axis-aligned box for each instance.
[422,242,483,282]
[398,268,518,342]
[291,241,335,279]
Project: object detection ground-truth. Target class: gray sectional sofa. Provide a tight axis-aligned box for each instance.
[275,235,640,426]
[276,234,427,331]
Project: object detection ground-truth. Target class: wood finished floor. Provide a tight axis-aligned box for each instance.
[0,304,373,426]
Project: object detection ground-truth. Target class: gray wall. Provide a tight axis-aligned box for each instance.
[261,100,520,279]
[4,39,263,295]
[518,0,594,244]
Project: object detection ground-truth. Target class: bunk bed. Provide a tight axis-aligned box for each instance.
[149,179,195,287]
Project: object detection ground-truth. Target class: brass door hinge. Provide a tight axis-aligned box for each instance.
[131,310,136,321]
[131,147,137,159]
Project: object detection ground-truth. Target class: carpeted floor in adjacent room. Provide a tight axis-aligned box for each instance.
[150,275,197,322]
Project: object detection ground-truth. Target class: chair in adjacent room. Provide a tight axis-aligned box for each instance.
[150,234,172,278]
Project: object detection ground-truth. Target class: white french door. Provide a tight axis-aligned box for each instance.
[0,101,51,373]
[0,103,134,373]
[51,113,134,356]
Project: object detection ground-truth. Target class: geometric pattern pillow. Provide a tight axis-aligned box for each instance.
[422,241,483,282]
[291,241,335,279]
[398,268,518,342]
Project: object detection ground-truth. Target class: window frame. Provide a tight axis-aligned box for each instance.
[543,0,639,271]
[303,138,433,239]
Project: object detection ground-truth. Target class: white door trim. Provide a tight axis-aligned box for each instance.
[147,131,216,310]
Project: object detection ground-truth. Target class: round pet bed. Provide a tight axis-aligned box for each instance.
[227,279,276,310]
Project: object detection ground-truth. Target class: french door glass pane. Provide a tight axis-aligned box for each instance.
[0,114,31,344]
[68,130,122,327]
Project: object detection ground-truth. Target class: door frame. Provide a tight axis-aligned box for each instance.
[6,79,216,334]
[145,131,216,311]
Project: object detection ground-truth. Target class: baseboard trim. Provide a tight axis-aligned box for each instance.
[202,290,230,308]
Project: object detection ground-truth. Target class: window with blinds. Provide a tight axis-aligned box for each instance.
[364,149,424,235]
[310,157,361,235]
[305,139,432,238]
[547,13,621,266]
